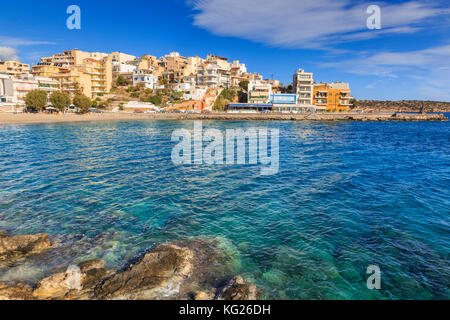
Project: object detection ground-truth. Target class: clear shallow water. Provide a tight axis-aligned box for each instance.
[0,120,448,299]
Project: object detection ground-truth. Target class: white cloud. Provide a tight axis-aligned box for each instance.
[189,0,444,49]
[324,44,450,74]
[324,44,450,101]
[0,47,18,61]
[0,36,55,47]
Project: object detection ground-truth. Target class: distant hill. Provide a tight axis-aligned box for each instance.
[352,100,450,113]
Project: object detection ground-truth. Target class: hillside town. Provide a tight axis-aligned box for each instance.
[0,49,353,114]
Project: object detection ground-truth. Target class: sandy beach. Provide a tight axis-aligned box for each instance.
[0,112,447,125]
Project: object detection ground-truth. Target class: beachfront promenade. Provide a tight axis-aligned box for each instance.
[0,112,447,125]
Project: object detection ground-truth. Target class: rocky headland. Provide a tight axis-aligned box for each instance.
[0,232,260,301]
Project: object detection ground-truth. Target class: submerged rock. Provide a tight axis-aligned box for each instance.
[94,244,193,300]
[0,282,35,300]
[0,233,52,262]
[33,259,109,300]
[0,233,261,301]
[217,276,261,300]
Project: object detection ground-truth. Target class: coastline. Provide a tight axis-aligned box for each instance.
[0,112,447,125]
[0,231,260,300]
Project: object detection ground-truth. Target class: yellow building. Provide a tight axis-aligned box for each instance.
[0,60,30,77]
[313,82,351,112]
[35,51,113,99]
[80,57,113,98]
[32,63,68,78]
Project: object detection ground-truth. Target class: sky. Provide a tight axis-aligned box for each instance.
[1,0,449,101]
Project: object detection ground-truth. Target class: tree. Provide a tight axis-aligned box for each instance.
[148,95,162,106]
[24,90,47,112]
[49,92,71,112]
[350,98,358,109]
[239,80,249,91]
[73,94,92,114]
[116,75,130,87]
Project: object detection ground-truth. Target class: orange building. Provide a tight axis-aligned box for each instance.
[313,82,351,112]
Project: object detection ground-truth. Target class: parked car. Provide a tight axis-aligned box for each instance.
[65,105,79,113]
[89,108,103,114]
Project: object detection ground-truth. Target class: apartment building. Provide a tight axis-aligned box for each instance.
[184,85,208,101]
[231,71,263,87]
[0,74,15,110]
[313,82,351,112]
[197,63,231,89]
[206,55,232,71]
[36,77,60,96]
[32,63,68,78]
[110,51,137,81]
[0,60,30,77]
[133,70,158,89]
[50,56,113,99]
[112,63,136,82]
[293,69,314,105]
[135,55,164,77]
[110,52,136,64]
[231,60,247,74]
[80,57,113,97]
[12,74,39,105]
[39,49,97,68]
[248,80,272,104]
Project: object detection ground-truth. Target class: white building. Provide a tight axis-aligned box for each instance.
[123,101,160,113]
[133,70,158,89]
[171,83,191,92]
[184,85,208,101]
[13,74,39,105]
[231,60,247,75]
[248,80,272,104]
[113,63,137,75]
[293,68,314,105]
[0,74,16,110]
[197,63,231,88]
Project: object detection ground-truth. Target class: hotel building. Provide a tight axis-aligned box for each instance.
[0,74,15,110]
[293,69,314,106]
[313,82,351,112]
[0,60,30,77]
[247,80,272,104]
[133,69,158,89]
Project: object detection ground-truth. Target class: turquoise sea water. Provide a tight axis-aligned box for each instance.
[0,119,448,299]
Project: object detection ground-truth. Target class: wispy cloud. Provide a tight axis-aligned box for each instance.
[0,36,55,47]
[0,47,18,61]
[0,36,55,62]
[323,44,450,75]
[189,0,445,49]
[324,44,450,100]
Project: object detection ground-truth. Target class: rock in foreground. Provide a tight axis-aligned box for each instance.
[216,276,262,300]
[0,282,35,300]
[0,233,261,301]
[94,244,193,300]
[0,233,52,262]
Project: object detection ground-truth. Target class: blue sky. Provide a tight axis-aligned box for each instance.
[1,0,449,101]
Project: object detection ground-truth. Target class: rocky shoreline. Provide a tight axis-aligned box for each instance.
[0,112,447,125]
[0,232,260,300]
